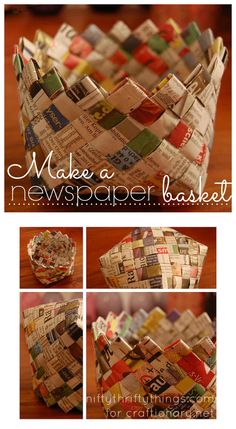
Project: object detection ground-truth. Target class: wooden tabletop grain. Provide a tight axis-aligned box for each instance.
[20,324,83,419]
[4,4,231,212]
[86,227,216,289]
[20,227,83,289]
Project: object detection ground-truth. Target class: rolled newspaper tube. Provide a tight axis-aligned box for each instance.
[13,18,227,196]
[91,308,216,419]
[99,227,208,289]
[23,298,83,413]
[27,230,76,285]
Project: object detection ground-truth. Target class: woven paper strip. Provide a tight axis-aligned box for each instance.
[13,19,227,196]
[27,230,76,285]
[92,308,216,419]
[23,299,83,413]
[99,227,208,288]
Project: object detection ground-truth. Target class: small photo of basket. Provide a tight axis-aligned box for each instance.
[92,307,216,419]
[13,18,227,196]
[99,227,208,288]
[23,298,83,413]
[27,230,76,285]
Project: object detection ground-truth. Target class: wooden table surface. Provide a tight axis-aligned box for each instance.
[20,227,83,289]
[20,324,83,419]
[4,4,231,212]
[86,227,216,289]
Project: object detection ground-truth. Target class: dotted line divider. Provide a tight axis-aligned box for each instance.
[8,202,228,207]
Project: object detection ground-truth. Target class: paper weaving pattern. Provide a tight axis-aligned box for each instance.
[27,230,76,285]
[92,308,216,419]
[23,299,83,413]
[13,19,227,196]
[99,227,208,288]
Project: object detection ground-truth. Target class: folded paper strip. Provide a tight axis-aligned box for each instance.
[13,19,227,196]
[27,230,76,285]
[23,299,83,413]
[99,227,208,288]
[92,307,216,419]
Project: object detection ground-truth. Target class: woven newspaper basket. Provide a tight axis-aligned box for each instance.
[13,19,227,196]
[99,227,208,288]
[23,299,83,413]
[92,308,216,419]
[27,230,76,285]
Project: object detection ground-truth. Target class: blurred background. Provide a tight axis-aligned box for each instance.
[4,4,232,42]
[87,291,216,325]
[5,4,231,213]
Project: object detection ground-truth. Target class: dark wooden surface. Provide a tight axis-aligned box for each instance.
[20,324,83,419]
[86,227,216,289]
[20,227,83,289]
[5,4,231,212]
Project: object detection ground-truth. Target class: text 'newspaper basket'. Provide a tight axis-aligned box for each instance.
[13,19,227,196]
[92,307,216,419]
[23,299,83,413]
[99,227,208,288]
[27,230,76,285]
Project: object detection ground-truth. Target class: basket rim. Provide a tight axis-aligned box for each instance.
[27,230,76,270]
